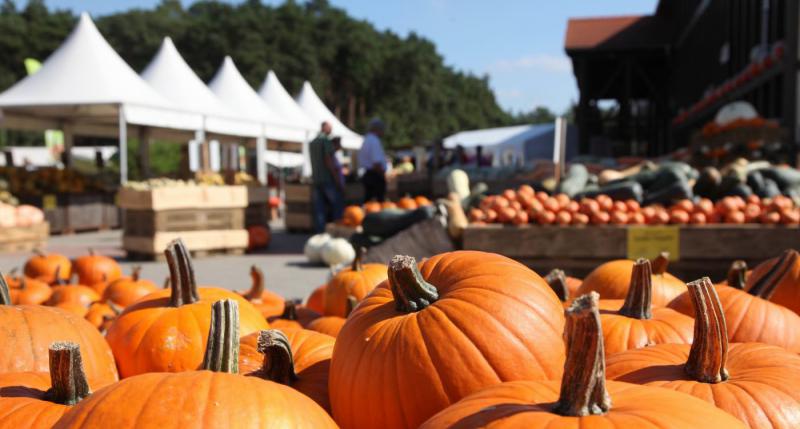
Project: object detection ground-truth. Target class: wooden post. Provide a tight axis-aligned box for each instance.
[118,105,128,185]
[138,126,151,179]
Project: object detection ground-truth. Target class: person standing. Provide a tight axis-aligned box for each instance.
[358,118,388,202]
[309,121,344,233]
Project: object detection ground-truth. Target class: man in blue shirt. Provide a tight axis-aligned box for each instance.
[358,118,387,202]
[309,121,343,232]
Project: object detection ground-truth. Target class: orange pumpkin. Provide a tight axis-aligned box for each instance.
[305,284,326,313]
[0,274,118,389]
[24,250,71,284]
[105,239,269,378]
[0,342,92,429]
[54,302,89,318]
[382,201,397,209]
[240,329,335,412]
[85,301,121,332]
[608,277,800,428]
[100,266,157,308]
[7,275,51,305]
[308,296,355,338]
[397,196,418,210]
[342,205,365,226]
[246,225,271,250]
[598,259,694,356]
[414,195,432,206]
[72,249,122,287]
[364,200,382,213]
[330,251,566,429]
[323,249,387,317]
[56,300,337,429]
[46,268,100,309]
[745,249,800,314]
[238,266,285,318]
[420,293,746,429]
[577,252,686,306]
[267,300,321,330]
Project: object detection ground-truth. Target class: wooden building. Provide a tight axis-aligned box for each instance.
[566,0,799,160]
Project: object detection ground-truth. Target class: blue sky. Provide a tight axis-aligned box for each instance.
[43,0,657,114]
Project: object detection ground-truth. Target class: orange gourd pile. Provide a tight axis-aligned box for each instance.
[340,195,433,226]
[469,185,800,226]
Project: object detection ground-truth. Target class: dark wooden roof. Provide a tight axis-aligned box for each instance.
[565,15,672,53]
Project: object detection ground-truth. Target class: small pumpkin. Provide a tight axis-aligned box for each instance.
[342,205,365,226]
[72,248,122,288]
[308,296,356,337]
[0,342,92,429]
[323,248,387,317]
[745,249,800,314]
[46,267,100,309]
[420,293,747,429]
[364,200,382,213]
[246,225,271,250]
[267,300,321,330]
[397,195,418,210]
[100,266,157,308]
[320,237,355,267]
[85,301,121,332]
[304,233,332,264]
[608,277,800,429]
[240,328,335,412]
[24,250,71,284]
[577,252,686,306]
[7,275,51,305]
[305,284,326,313]
[238,266,284,318]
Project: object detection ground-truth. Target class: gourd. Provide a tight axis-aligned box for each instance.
[304,233,331,264]
[320,237,355,267]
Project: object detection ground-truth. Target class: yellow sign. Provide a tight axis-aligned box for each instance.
[627,226,680,261]
[42,194,57,210]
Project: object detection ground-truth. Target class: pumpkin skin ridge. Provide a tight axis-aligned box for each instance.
[599,307,694,356]
[0,371,73,429]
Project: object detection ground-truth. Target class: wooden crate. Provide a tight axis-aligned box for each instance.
[117,186,247,211]
[123,229,248,259]
[123,208,244,236]
[19,193,118,234]
[245,186,270,227]
[463,224,800,280]
[0,222,49,252]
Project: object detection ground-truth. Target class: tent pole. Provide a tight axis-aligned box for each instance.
[138,126,151,179]
[118,105,128,185]
[256,125,266,185]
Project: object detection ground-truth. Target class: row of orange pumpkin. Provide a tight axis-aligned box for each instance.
[1,242,800,427]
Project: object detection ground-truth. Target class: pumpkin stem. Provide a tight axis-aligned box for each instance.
[544,269,569,302]
[256,329,298,384]
[618,258,653,319]
[388,255,438,312]
[245,266,265,301]
[651,252,669,275]
[163,277,170,289]
[281,299,300,320]
[164,239,200,307]
[131,266,141,282]
[553,292,611,416]
[19,275,27,290]
[0,272,10,305]
[345,295,357,317]
[726,260,747,290]
[685,277,729,383]
[33,248,45,258]
[202,299,239,374]
[747,249,799,299]
[45,342,91,405]
[351,247,365,272]
[54,265,65,286]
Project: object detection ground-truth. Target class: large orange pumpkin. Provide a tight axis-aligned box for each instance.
[330,251,566,429]
[55,300,337,429]
[238,266,284,318]
[577,252,685,306]
[323,249,387,317]
[240,328,335,412]
[0,274,118,389]
[72,249,122,287]
[420,293,747,429]
[745,249,800,314]
[246,225,271,250]
[24,250,71,284]
[598,259,694,356]
[100,266,157,308]
[0,342,92,429]
[342,205,365,227]
[608,277,800,428]
[105,239,268,378]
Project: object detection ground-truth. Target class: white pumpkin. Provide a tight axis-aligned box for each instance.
[446,169,470,200]
[304,233,332,264]
[15,205,44,227]
[320,238,355,267]
[0,204,16,228]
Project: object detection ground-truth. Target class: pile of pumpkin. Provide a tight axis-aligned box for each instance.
[469,184,800,226]
[0,203,45,229]
[3,241,800,428]
[340,195,433,227]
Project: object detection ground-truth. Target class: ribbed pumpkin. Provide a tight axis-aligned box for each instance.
[238,266,285,318]
[342,205,365,226]
[577,252,685,306]
[330,251,566,429]
[307,296,355,338]
[598,259,694,356]
[84,301,121,332]
[745,249,800,314]
[72,249,122,287]
[0,342,92,429]
[608,277,800,429]
[306,284,326,313]
[323,249,386,317]
[268,300,320,330]
[105,239,268,378]
[100,266,157,308]
[24,250,71,284]
[0,274,118,389]
[241,328,335,412]
[46,268,100,309]
[420,293,747,429]
[7,275,51,305]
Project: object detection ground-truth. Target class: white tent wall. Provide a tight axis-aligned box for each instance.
[295,81,362,150]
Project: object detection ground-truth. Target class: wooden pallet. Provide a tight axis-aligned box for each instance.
[123,229,248,260]
[123,208,244,236]
[462,224,800,280]
[117,186,247,211]
[0,223,49,253]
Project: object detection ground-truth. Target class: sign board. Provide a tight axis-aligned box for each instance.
[627,226,680,261]
[42,194,57,211]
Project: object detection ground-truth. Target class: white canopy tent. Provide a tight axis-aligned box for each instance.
[295,81,362,150]
[0,13,202,183]
[264,150,305,168]
[443,123,578,166]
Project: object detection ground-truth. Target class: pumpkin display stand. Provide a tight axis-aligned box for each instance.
[117,186,248,260]
[463,223,800,280]
[0,222,49,252]
[284,183,364,232]
[19,193,119,234]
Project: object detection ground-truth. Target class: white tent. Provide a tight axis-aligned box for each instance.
[295,81,362,150]
[443,125,532,149]
[208,56,306,144]
[443,123,578,166]
[265,150,305,168]
[0,13,202,183]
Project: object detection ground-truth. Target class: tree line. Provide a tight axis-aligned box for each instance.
[0,0,559,149]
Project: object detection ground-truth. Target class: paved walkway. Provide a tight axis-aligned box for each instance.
[0,224,329,300]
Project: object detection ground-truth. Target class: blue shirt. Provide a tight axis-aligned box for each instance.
[358,132,386,173]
